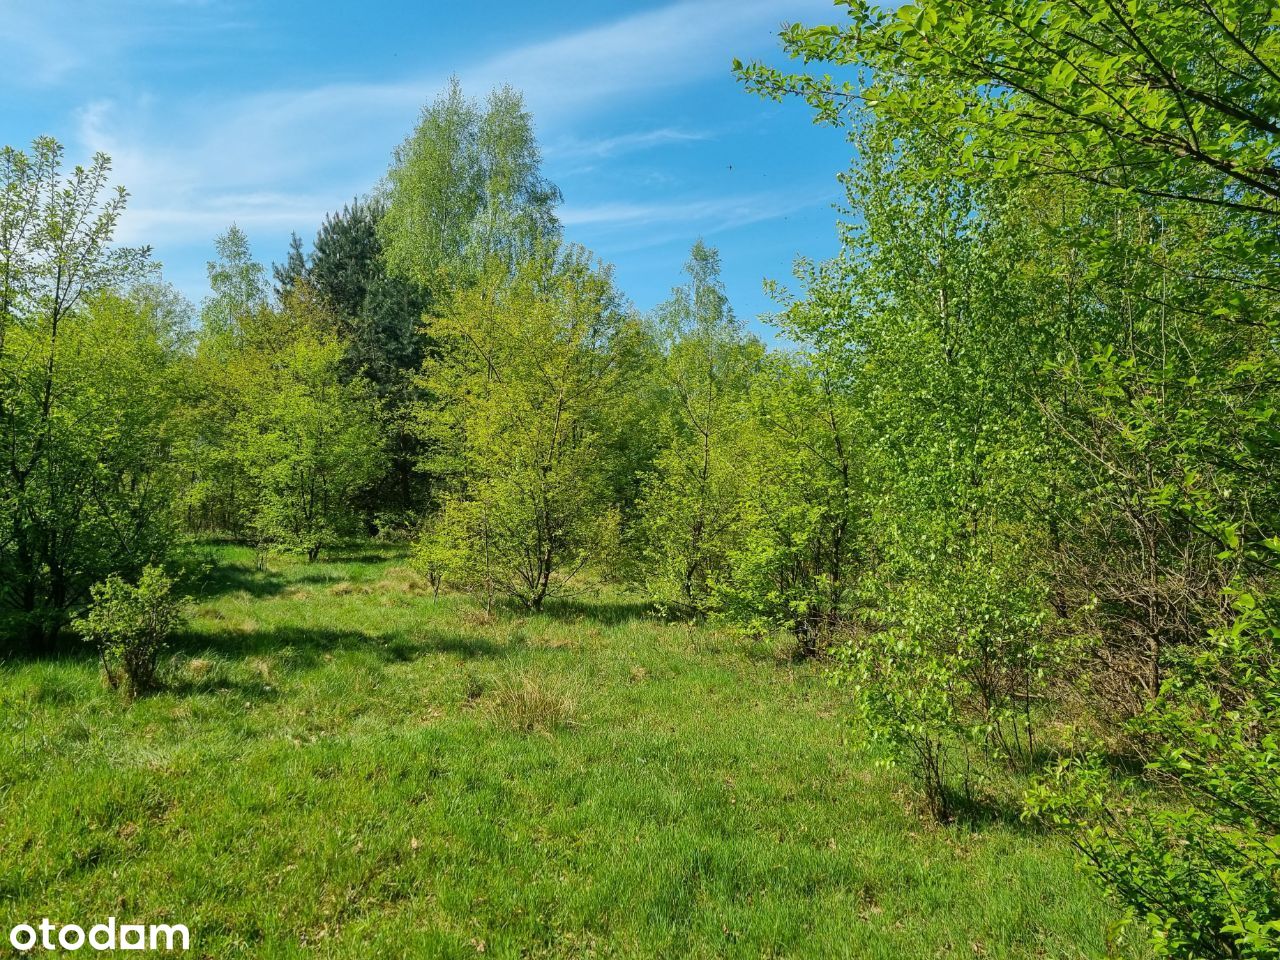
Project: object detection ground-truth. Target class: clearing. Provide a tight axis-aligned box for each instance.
[0,545,1129,958]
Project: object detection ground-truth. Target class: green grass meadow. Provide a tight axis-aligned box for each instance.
[0,545,1131,958]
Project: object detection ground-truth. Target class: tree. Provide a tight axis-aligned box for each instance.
[229,285,384,562]
[307,199,431,522]
[739,4,1280,607]
[739,0,1280,941]
[714,352,862,655]
[736,0,1280,216]
[380,78,562,291]
[272,231,308,300]
[202,223,268,338]
[179,229,388,558]
[176,226,276,537]
[820,116,1065,815]
[0,138,169,649]
[634,241,759,616]
[416,244,633,610]
[309,199,428,387]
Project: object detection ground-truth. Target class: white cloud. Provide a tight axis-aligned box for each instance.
[562,193,800,229]
[547,128,712,161]
[57,0,836,270]
[117,195,337,246]
[0,0,248,87]
[562,188,835,254]
[465,0,819,119]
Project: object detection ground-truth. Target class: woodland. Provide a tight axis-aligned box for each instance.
[2,2,1278,957]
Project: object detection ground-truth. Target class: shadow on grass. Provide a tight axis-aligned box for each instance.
[173,622,514,670]
[286,571,360,588]
[417,632,508,660]
[159,674,283,701]
[1027,744,1149,780]
[184,563,289,600]
[539,597,655,627]
[0,564,287,664]
[938,787,1040,833]
[174,539,405,597]
[0,628,90,663]
[173,624,370,663]
[317,542,407,564]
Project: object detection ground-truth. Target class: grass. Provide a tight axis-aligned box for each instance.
[0,544,1137,958]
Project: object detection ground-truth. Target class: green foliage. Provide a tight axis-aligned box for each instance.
[765,113,1065,813]
[203,223,269,336]
[309,198,429,392]
[409,500,471,596]
[177,225,279,536]
[416,245,633,610]
[634,242,760,616]
[272,231,308,300]
[178,231,387,558]
[1028,592,1280,958]
[737,0,1280,216]
[380,78,562,290]
[0,138,174,649]
[305,198,432,524]
[842,544,1053,819]
[739,0,1280,946]
[714,352,862,652]
[12,55,1280,958]
[229,285,386,561]
[378,80,565,525]
[73,564,184,697]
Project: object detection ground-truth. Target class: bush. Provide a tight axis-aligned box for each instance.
[839,543,1055,821]
[1027,593,1280,959]
[421,492,620,612]
[75,566,184,697]
[410,505,472,597]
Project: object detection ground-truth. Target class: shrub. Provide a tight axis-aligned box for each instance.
[1027,593,1280,959]
[421,492,620,612]
[840,544,1055,821]
[75,566,184,697]
[410,506,471,597]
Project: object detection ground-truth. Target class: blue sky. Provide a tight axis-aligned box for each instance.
[0,0,854,329]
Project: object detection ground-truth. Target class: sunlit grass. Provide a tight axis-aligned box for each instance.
[0,544,1135,958]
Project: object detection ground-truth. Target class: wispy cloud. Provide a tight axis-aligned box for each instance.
[562,188,835,255]
[562,192,807,229]
[0,0,248,88]
[35,0,842,296]
[466,0,817,118]
[81,0,825,237]
[547,128,712,162]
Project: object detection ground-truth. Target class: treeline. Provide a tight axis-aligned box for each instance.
[0,80,854,642]
[2,2,1278,952]
[736,3,1280,957]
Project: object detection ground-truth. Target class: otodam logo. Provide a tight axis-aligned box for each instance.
[8,918,189,952]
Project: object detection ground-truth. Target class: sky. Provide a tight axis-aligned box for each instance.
[0,0,855,330]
